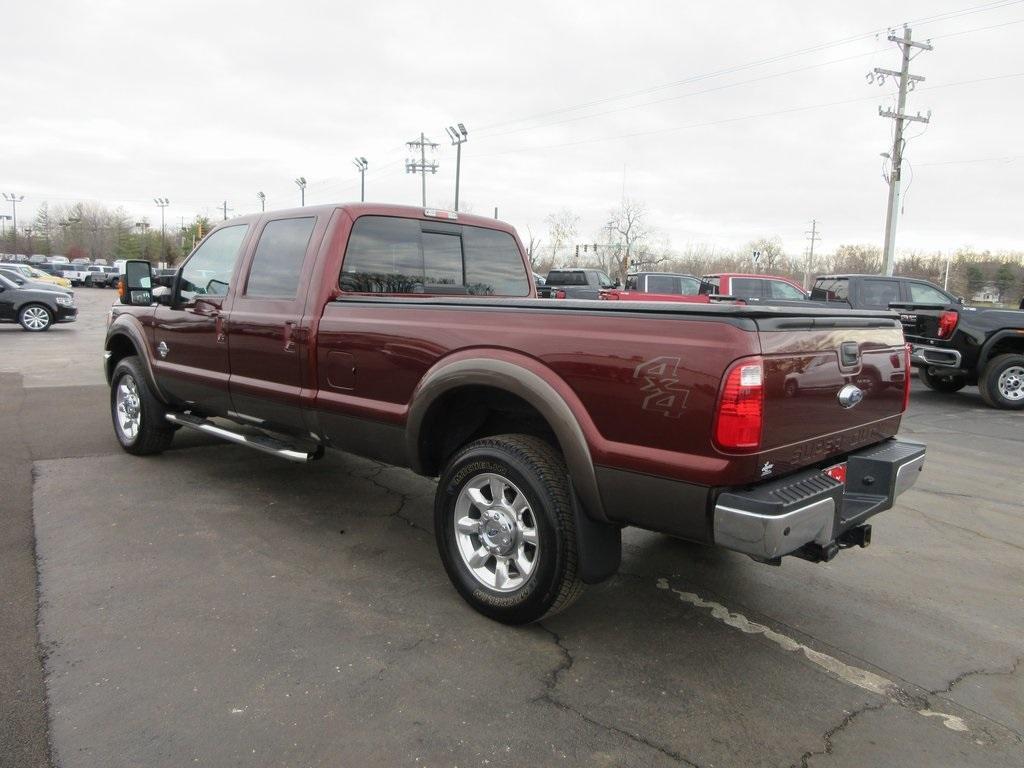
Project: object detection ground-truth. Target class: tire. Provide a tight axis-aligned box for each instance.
[18,304,52,332]
[918,368,966,393]
[978,354,1024,410]
[110,356,175,454]
[434,434,583,624]
[84,276,93,287]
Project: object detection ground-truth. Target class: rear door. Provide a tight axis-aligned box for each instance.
[227,214,323,433]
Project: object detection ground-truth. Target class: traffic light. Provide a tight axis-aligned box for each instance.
[575,244,579,258]
[583,244,588,253]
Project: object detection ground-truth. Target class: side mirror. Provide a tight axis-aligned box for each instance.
[122,260,153,306]
[957,296,966,305]
[612,281,622,289]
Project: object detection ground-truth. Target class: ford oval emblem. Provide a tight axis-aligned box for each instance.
[837,384,864,408]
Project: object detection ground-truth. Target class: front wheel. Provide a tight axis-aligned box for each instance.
[918,368,966,393]
[18,304,52,331]
[979,354,1024,410]
[434,434,583,624]
[110,356,175,454]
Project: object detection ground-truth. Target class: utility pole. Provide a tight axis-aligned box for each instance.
[871,25,932,276]
[0,214,10,240]
[221,200,233,221]
[445,123,468,211]
[294,177,306,207]
[154,197,169,260]
[257,191,266,211]
[405,133,439,207]
[353,157,368,202]
[804,220,821,289]
[3,193,24,255]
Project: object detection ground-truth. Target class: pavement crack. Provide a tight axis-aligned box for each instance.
[359,471,432,535]
[931,656,1024,696]
[533,623,700,766]
[795,702,888,768]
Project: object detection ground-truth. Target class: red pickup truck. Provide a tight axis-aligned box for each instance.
[106,203,925,624]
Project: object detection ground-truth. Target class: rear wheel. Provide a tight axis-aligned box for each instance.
[110,356,175,454]
[18,304,52,332]
[979,354,1024,410]
[434,434,583,624]
[918,368,966,393]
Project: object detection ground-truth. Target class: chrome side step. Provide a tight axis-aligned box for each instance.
[165,413,321,463]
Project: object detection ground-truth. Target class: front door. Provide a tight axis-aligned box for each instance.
[152,223,251,416]
[227,215,321,434]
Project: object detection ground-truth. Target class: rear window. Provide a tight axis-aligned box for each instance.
[811,278,849,301]
[545,271,587,286]
[699,277,720,295]
[340,216,529,296]
[646,275,678,293]
[246,217,316,298]
[860,279,901,309]
[729,278,764,298]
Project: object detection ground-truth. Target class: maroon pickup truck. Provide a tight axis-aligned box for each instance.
[105,203,925,624]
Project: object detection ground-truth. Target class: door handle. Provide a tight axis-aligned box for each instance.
[214,310,226,343]
[283,321,297,352]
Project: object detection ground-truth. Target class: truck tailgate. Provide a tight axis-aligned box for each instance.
[752,316,908,477]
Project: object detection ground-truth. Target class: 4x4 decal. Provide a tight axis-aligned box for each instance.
[633,356,690,418]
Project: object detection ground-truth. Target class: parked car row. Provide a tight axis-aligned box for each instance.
[539,267,1024,410]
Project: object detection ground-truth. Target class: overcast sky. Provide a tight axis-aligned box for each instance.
[4,0,1023,255]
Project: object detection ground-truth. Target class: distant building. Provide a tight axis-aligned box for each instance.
[971,283,1000,303]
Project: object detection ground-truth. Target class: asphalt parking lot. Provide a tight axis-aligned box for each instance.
[2,288,1021,768]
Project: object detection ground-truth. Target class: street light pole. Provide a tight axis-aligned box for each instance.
[353,158,368,202]
[445,123,468,211]
[3,193,24,255]
[295,177,306,207]
[257,191,266,211]
[154,198,169,261]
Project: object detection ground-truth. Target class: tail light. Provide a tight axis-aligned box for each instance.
[555,289,567,299]
[937,310,959,339]
[116,275,125,301]
[902,344,911,412]
[714,357,764,451]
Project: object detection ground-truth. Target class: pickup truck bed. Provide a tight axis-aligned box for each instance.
[104,203,925,623]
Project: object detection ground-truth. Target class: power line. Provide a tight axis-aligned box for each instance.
[473,0,1024,136]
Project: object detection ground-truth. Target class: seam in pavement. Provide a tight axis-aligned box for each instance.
[533,622,703,767]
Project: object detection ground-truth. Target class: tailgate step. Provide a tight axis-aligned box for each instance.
[166,413,321,463]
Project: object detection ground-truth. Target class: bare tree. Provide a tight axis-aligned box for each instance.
[607,198,653,281]
[544,209,580,266]
[525,225,543,270]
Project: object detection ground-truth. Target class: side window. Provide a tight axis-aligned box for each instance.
[463,227,530,296]
[245,217,316,299]
[730,278,764,298]
[679,277,700,295]
[646,275,677,293]
[340,216,423,293]
[597,272,614,289]
[908,282,951,304]
[860,279,901,309]
[340,216,530,297]
[769,280,806,300]
[179,225,248,301]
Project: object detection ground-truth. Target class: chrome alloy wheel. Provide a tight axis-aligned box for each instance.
[997,365,1024,402]
[22,306,50,330]
[115,374,142,442]
[453,472,539,592]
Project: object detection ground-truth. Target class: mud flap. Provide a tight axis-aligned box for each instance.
[569,477,622,584]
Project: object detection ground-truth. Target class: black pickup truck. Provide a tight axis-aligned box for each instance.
[537,268,617,299]
[891,302,1024,409]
